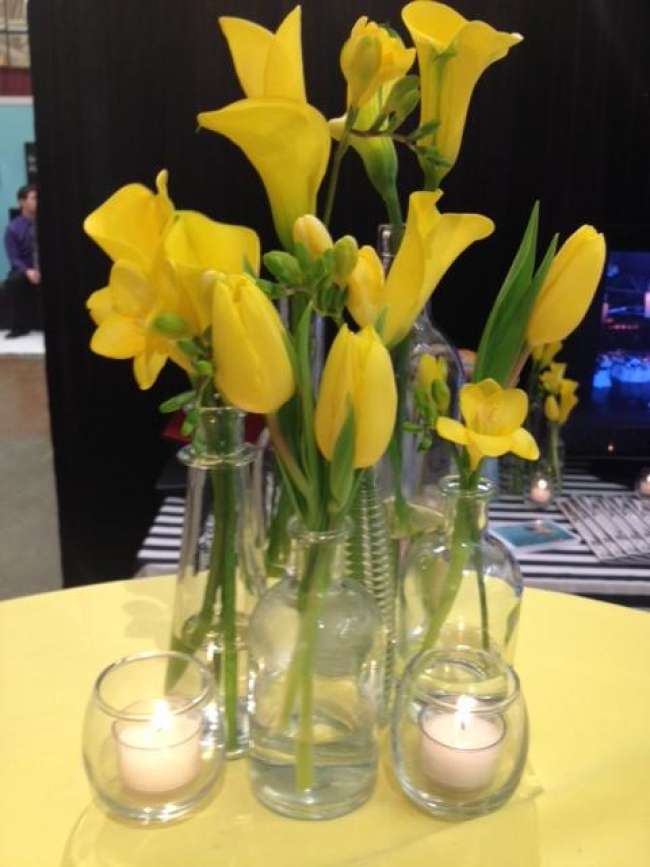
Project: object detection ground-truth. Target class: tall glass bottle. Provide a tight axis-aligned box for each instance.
[169,406,266,758]
[399,476,523,668]
[248,520,383,820]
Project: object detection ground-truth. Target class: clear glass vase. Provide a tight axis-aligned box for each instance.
[399,476,523,668]
[169,406,266,759]
[248,520,383,820]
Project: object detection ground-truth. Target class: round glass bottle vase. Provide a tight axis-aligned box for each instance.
[399,476,523,668]
[169,406,266,758]
[248,520,383,820]
[377,224,465,510]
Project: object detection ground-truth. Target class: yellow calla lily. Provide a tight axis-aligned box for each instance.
[211,273,295,414]
[219,6,306,102]
[198,99,331,251]
[527,225,606,348]
[315,324,397,468]
[347,190,494,347]
[164,210,260,333]
[540,362,567,395]
[531,340,563,370]
[87,258,192,390]
[402,1,522,188]
[83,170,173,271]
[340,17,415,109]
[545,379,578,425]
[436,378,539,470]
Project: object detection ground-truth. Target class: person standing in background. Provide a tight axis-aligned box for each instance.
[3,185,41,338]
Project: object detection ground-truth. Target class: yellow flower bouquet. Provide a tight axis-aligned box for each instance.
[82,1,606,819]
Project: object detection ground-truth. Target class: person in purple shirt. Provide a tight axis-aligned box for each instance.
[3,184,41,338]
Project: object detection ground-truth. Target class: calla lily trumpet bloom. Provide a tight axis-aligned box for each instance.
[402,1,522,189]
[545,378,578,425]
[526,225,606,348]
[340,17,415,110]
[347,191,494,347]
[437,379,539,470]
[164,211,260,333]
[198,99,330,252]
[315,325,397,468]
[211,273,295,414]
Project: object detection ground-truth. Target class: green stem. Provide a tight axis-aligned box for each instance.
[265,481,293,577]
[383,186,403,231]
[471,520,490,652]
[388,332,413,534]
[549,422,561,490]
[322,110,357,227]
[218,461,239,754]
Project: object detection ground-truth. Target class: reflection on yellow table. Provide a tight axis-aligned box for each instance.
[0,576,648,866]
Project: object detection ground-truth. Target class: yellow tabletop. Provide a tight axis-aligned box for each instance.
[1,577,649,866]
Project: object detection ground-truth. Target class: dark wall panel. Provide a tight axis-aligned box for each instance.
[28,0,650,584]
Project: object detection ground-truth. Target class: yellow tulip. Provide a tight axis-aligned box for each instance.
[164,210,260,332]
[347,191,494,346]
[292,214,333,257]
[219,6,306,102]
[540,362,567,395]
[340,17,415,109]
[436,379,539,470]
[211,273,295,413]
[83,170,173,271]
[402,1,522,188]
[531,340,563,370]
[198,99,331,252]
[545,379,578,425]
[526,226,606,348]
[315,325,397,468]
[86,258,191,390]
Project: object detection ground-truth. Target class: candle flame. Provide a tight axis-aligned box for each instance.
[151,699,173,731]
[537,479,548,490]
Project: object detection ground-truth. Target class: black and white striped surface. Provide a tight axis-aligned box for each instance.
[136,465,650,598]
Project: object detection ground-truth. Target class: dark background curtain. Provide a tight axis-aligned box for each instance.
[28,0,650,586]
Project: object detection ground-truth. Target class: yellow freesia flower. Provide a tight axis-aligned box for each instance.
[83,170,173,271]
[200,7,330,251]
[545,379,578,425]
[86,258,192,390]
[340,17,415,109]
[531,340,563,370]
[211,273,295,414]
[219,6,306,102]
[164,211,260,333]
[527,225,606,348]
[436,379,539,470]
[315,324,397,468]
[540,362,567,395]
[347,191,494,346]
[402,1,522,188]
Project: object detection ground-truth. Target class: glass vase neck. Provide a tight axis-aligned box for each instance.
[181,406,248,468]
[287,518,350,584]
[377,223,405,269]
[438,475,495,535]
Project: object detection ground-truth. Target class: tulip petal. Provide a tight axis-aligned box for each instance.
[90,314,145,359]
[436,417,469,446]
[352,328,397,467]
[347,245,386,329]
[315,325,356,461]
[510,427,540,461]
[87,287,113,325]
[84,173,173,270]
[199,99,331,250]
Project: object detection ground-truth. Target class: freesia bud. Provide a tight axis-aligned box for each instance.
[544,395,560,423]
[211,273,295,413]
[341,17,415,109]
[152,313,189,338]
[531,340,563,369]
[263,250,303,285]
[333,235,359,285]
[293,214,334,258]
[527,226,606,348]
[315,324,397,467]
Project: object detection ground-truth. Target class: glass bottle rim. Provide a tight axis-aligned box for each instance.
[439,475,495,501]
[93,651,212,721]
[287,516,351,545]
[178,441,257,469]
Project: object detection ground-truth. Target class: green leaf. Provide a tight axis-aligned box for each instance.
[408,119,440,141]
[159,390,196,414]
[328,400,355,511]
[474,202,540,385]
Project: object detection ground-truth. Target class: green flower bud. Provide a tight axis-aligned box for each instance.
[152,313,188,338]
[263,250,303,286]
[432,379,451,415]
[333,235,359,285]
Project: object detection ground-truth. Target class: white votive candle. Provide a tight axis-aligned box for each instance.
[419,696,504,791]
[529,478,552,505]
[638,475,650,497]
[115,699,202,794]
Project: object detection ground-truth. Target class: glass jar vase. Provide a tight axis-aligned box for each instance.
[83,651,224,823]
[391,647,529,818]
[169,406,266,758]
[248,519,383,820]
[399,476,523,667]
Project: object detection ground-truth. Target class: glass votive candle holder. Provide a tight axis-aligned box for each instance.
[391,647,528,819]
[526,466,555,509]
[83,651,224,823]
[636,467,650,498]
